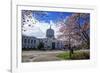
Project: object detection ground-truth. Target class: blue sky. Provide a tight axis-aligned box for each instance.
[33,11,72,24]
[22,10,90,38]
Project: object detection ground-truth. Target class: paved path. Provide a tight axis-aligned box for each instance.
[22,51,64,62]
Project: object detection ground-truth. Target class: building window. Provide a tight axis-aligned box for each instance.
[24,39,27,43]
[34,40,36,44]
[28,39,30,43]
[31,40,33,43]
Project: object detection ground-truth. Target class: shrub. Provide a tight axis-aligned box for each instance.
[71,50,90,59]
[57,50,90,60]
[37,42,44,50]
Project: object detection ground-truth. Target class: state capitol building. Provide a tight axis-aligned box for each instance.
[22,26,65,50]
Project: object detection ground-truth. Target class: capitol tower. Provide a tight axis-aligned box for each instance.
[46,25,55,38]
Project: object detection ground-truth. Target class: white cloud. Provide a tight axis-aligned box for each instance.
[22,9,66,39]
[22,17,61,38]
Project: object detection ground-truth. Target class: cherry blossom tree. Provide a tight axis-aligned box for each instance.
[58,13,90,58]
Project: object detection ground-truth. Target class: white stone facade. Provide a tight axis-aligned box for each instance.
[22,36,64,50]
[22,26,65,50]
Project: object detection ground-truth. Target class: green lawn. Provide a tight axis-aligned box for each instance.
[56,51,70,60]
[56,50,90,60]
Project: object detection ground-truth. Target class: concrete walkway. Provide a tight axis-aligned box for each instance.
[22,50,64,62]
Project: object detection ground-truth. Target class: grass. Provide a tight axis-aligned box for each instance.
[57,51,70,60]
[57,50,90,60]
